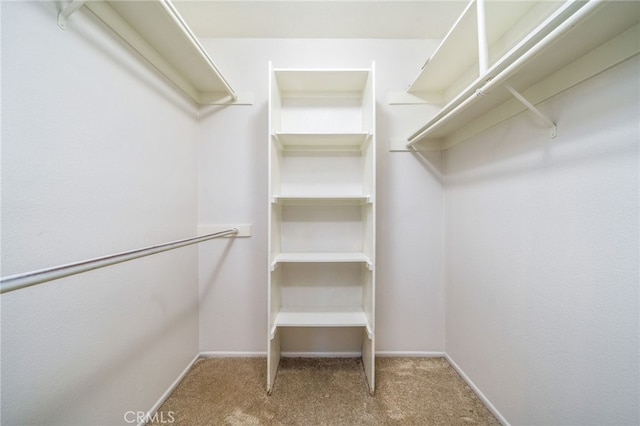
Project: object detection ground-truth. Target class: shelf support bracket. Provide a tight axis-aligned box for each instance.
[504,84,557,138]
[476,0,489,74]
[58,0,86,30]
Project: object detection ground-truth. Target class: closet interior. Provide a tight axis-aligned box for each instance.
[1,0,638,424]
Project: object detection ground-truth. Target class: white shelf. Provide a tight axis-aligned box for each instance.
[271,252,372,269]
[408,1,555,95]
[274,133,370,151]
[406,0,640,150]
[270,308,372,339]
[273,69,371,94]
[71,0,247,105]
[272,195,371,205]
[408,0,479,94]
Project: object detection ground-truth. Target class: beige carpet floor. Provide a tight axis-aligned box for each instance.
[148,357,500,425]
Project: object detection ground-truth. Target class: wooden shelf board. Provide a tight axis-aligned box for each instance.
[274,69,370,94]
[272,195,371,205]
[275,309,368,327]
[274,132,369,151]
[410,1,640,148]
[409,1,542,94]
[84,0,239,104]
[269,308,372,339]
[408,0,478,93]
[271,252,372,269]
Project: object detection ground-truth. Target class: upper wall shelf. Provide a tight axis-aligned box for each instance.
[58,0,251,105]
[408,0,565,98]
[396,0,640,151]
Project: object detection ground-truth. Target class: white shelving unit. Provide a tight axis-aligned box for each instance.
[58,0,251,105]
[395,0,640,151]
[267,63,376,395]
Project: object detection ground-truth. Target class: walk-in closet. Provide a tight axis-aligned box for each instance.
[1,1,638,425]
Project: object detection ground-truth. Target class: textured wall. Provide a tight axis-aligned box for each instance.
[1,2,200,424]
[444,56,639,425]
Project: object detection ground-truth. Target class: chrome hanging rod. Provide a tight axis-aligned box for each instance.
[0,229,238,295]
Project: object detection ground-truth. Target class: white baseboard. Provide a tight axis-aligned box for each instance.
[199,351,267,358]
[139,353,200,426]
[376,351,445,357]
[444,353,510,426]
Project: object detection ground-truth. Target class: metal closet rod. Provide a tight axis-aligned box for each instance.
[0,228,238,295]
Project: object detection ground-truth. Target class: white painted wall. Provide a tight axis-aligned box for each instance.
[1,2,200,424]
[444,56,639,425]
[197,38,446,354]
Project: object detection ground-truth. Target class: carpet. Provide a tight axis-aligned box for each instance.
[148,357,500,425]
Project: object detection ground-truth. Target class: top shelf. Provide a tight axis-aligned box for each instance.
[409,0,479,94]
[71,0,242,104]
[408,0,566,96]
[273,69,371,95]
[405,0,640,150]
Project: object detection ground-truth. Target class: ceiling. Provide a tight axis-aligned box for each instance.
[172,1,469,39]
